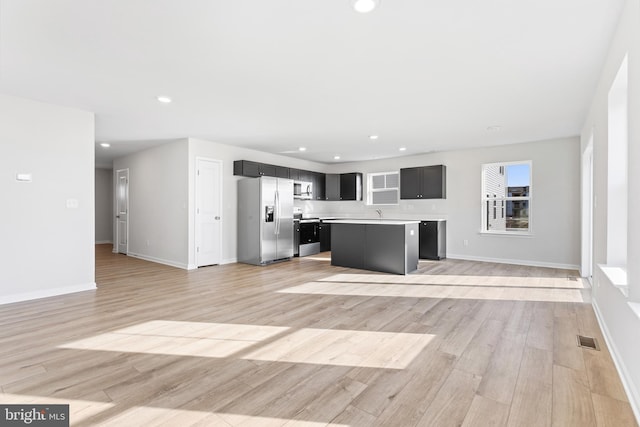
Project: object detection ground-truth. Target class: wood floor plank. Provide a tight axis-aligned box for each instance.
[0,245,634,427]
[592,393,638,427]
[461,394,510,427]
[416,368,482,427]
[476,331,527,405]
[506,346,552,427]
[552,364,597,427]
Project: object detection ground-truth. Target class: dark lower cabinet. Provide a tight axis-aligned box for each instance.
[419,220,446,260]
[331,224,366,269]
[319,221,331,251]
[293,220,300,257]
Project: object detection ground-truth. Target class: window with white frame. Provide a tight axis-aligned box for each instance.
[367,171,399,205]
[481,161,532,233]
[605,54,628,283]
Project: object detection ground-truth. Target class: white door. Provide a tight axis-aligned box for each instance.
[196,158,222,267]
[116,169,129,254]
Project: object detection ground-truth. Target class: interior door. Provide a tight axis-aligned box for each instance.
[116,169,129,254]
[196,158,222,267]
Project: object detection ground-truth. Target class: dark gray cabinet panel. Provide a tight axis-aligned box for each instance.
[313,172,326,200]
[364,224,407,275]
[400,165,446,199]
[275,166,290,178]
[325,174,340,201]
[419,220,446,260]
[233,160,261,177]
[340,173,362,201]
[319,221,331,251]
[289,168,301,181]
[233,160,289,178]
[330,223,365,269]
[330,222,419,274]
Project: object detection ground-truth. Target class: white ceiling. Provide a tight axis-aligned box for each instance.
[0,0,625,168]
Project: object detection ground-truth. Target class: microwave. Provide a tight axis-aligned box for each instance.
[294,181,313,200]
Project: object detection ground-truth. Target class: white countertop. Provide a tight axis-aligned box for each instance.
[324,219,420,225]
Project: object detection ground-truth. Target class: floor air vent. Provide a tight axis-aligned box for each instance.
[577,335,599,351]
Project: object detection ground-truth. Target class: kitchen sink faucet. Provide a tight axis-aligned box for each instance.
[376,209,383,219]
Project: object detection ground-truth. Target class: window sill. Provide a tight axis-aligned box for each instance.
[478,230,534,238]
[629,302,640,321]
[599,264,628,297]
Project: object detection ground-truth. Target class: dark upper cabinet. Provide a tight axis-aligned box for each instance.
[233,160,289,178]
[289,168,301,181]
[234,160,261,177]
[259,163,277,177]
[313,172,326,200]
[233,160,363,202]
[340,173,363,201]
[325,174,340,201]
[298,170,315,182]
[325,173,362,201]
[274,166,290,178]
[400,165,446,199]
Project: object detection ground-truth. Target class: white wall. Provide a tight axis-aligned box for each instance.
[187,138,326,265]
[95,168,113,243]
[318,137,581,269]
[113,139,190,268]
[0,93,95,304]
[581,0,640,419]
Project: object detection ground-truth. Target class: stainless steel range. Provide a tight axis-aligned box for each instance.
[293,213,320,257]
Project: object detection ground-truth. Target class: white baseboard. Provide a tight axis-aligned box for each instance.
[95,240,113,244]
[221,258,237,265]
[0,282,97,305]
[446,253,579,271]
[592,299,640,423]
[127,252,189,270]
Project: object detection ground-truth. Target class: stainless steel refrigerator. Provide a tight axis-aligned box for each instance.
[237,176,294,265]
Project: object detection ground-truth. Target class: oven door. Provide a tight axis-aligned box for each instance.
[298,220,320,256]
[300,221,319,244]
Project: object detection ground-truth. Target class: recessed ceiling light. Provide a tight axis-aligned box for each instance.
[100,143,111,148]
[369,135,379,140]
[487,125,502,131]
[157,95,172,104]
[334,155,341,160]
[299,147,307,151]
[399,147,407,151]
[353,0,379,13]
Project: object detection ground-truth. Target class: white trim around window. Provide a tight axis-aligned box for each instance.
[480,160,532,235]
[367,171,399,206]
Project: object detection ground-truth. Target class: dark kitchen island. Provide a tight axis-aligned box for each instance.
[325,219,420,275]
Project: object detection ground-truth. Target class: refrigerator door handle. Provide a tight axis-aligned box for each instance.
[275,190,280,235]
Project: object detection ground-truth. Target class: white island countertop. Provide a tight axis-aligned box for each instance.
[323,219,420,225]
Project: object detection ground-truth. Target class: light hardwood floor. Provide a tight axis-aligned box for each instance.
[0,244,636,426]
